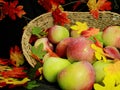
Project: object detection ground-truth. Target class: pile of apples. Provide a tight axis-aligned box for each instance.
[33,25,120,90]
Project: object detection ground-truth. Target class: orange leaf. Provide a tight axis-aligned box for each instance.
[99,1,112,11]
[52,8,70,25]
[87,0,111,19]
[1,67,27,78]
[81,27,99,37]
[10,45,25,67]
[2,0,26,20]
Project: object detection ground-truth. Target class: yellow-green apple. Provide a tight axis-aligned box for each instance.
[67,37,95,63]
[57,61,95,90]
[47,25,70,44]
[43,57,71,83]
[102,26,120,49]
[93,60,113,83]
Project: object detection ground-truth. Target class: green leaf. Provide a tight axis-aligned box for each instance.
[27,62,41,79]
[26,80,40,89]
[32,27,47,38]
[31,43,47,59]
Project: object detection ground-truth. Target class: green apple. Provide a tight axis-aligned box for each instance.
[43,57,71,83]
[47,25,70,44]
[93,60,113,83]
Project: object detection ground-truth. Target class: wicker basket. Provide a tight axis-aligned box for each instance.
[21,11,120,67]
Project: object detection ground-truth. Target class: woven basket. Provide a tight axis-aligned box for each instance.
[21,11,120,67]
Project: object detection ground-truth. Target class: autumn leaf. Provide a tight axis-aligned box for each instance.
[94,61,120,90]
[99,1,112,11]
[81,27,99,38]
[10,45,25,67]
[87,0,112,19]
[0,58,10,65]
[0,77,30,88]
[2,0,26,20]
[1,67,27,78]
[38,0,65,12]
[70,21,88,34]
[52,7,70,25]
[91,44,107,61]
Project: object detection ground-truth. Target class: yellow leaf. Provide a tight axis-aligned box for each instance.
[91,44,107,61]
[70,22,88,34]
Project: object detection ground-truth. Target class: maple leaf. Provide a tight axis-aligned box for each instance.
[0,77,30,88]
[91,44,107,61]
[52,7,70,25]
[2,0,26,20]
[1,67,27,78]
[87,0,112,19]
[38,0,65,11]
[10,45,25,67]
[81,27,99,38]
[99,1,112,11]
[70,21,88,34]
[31,43,47,60]
[0,58,10,65]
[94,61,120,90]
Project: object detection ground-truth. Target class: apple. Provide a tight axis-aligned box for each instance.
[93,60,113,83]
[102,26,120,49]
[104,46,120,59]
[55,37,75,58]
[34,37,53,51]
[43,57,71,83]
[57,61,95,90]
[47,25,70,44]
[67,37,95,63]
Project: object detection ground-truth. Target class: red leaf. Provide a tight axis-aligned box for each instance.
[94,37,103,48]
[52,8,70,25]
[99,1,112,11]
[0,82,7,88]
[81,27,99,37]
[0,58,10,65]
[90,9,99,19]
[1,67,27,78]
[38,0,65,11]
[2,0,26,20]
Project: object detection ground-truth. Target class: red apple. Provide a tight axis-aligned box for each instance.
[55,37,75,58]
[102,26,120,49]
[57,61,95,90]
[104,46,120,59]
[67,37,95,63]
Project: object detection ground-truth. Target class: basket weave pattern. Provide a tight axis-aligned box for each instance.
[21,11,120,67]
